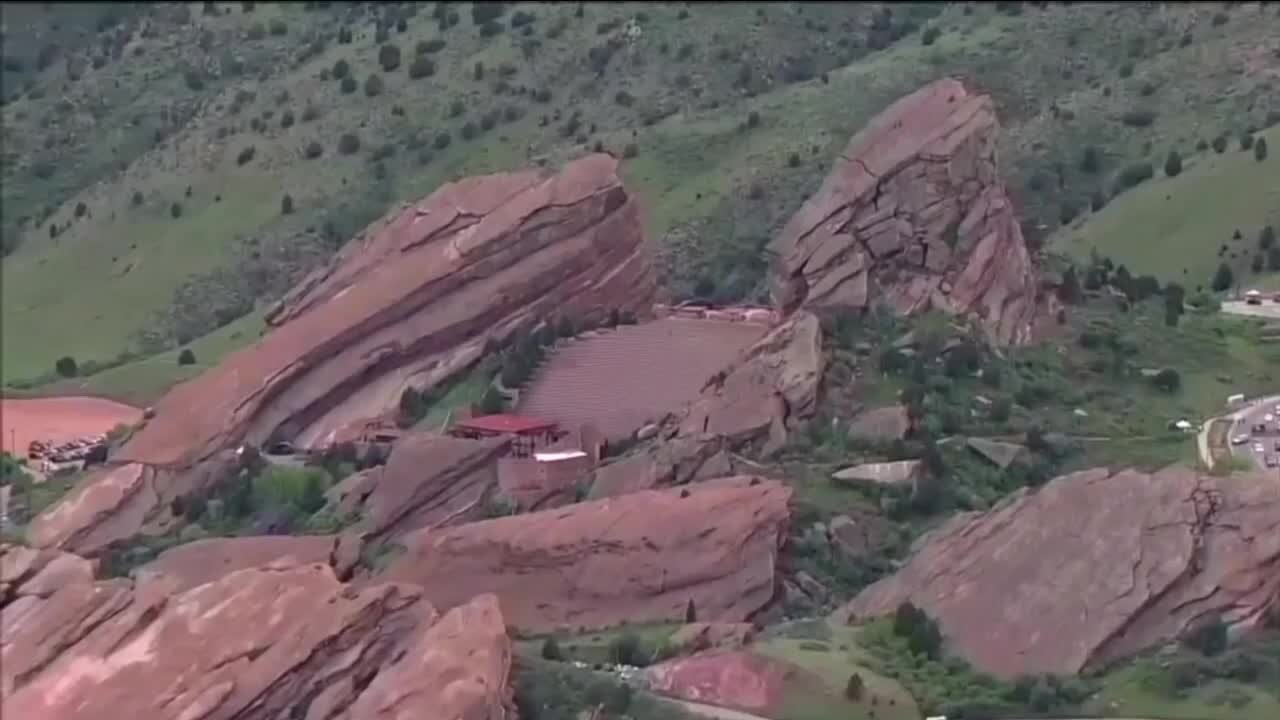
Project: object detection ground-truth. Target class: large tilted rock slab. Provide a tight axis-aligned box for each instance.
[380,476,792,633]
[771,78,1053,345]
[1,546,514,720]
[119,152,656,469]
[590,312,823,498]
[330,433,511,542]
[838,466,1280,677]
[34,153,656,556]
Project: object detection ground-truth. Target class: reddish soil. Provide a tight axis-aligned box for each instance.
[516,318,767,440]
[0,397,141,456]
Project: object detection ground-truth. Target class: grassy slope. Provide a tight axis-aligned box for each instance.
[1090,658,1280,720]
[1057,124,1280,289]
[3,2,1278,389]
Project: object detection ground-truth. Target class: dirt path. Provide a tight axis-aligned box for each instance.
[0,397,142,456]
[658,697,775,720]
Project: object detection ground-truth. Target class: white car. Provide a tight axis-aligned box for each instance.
[1232,435,1251,445]
[1254,443,1265,454]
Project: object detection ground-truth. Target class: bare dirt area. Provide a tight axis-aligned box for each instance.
[0,397,141,456]
[516,317,769,440]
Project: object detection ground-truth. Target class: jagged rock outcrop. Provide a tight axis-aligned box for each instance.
[771,78,1053,345]
[378,476,792,633]
[131,535,361,599]
[0,543,514,720]
[645,650,790,713]
[32,153,656,556]
[589,312,823,498]
[838,466,1280,677]
[328,433,511,542]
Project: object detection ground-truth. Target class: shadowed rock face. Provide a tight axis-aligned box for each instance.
[379,477,792,633]
[771,78,1053,345]
[32,153,656,556]
[0,543,513,720]
[839,466,1280,677]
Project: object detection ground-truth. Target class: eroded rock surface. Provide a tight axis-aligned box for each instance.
[839,466,1280,677]
[379,477,792,633]
[590,313,823,498]
[646,650,790,713]
[771,78,1053,345]
[34,154,656,556]
[1,544,513,720]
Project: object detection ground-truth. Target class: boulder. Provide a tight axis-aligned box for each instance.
[645,650,790,713]
[378,476,792,633]
[35,154,657,555]
[770,78,1054,345]
[847,405,910,442]
[966,437,1027,468]
[1,553,514,720]
[828,513,898,562]
[838,466,1280,677]
[131,535,351,599]
[832,459,921,486]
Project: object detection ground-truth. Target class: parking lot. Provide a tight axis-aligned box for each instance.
[1228,397,1280,470]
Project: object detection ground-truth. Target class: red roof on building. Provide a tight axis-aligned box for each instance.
[454,414,558,434]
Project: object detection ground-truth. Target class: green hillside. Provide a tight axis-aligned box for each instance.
[1056,124,1280,291]
[2,2,1278,389]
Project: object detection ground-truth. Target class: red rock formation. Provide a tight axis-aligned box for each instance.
[330,433,511,541]
[32,153,656,556]
[839,466,1280,677]
[378,476,792,633]
[590,312,823,498]
[646,650,790,713]
[0,543,514,720]
[771,78,1053,345]
[120,153,655,470]
[130,534,359,599]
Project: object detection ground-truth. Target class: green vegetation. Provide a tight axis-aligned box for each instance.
[5,3,1277,391]
[512,657,689,720]
[516,623,682,668]
[1060,124,1280,292]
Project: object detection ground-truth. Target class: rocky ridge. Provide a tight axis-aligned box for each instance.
[771,77,1053,345]
[378,476,792,633]
[0,543,513,720]
[839,466,1280,677]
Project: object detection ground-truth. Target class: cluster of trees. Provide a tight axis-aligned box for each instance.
[892,601,943,660]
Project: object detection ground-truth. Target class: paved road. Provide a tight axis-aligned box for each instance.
[658,698,772,720]
[1226,394,1280,471]
[1221,300,1280,320]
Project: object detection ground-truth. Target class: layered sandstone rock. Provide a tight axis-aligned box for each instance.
[771,78,1052,345]
[839,466,1280,677]
[329,433,511,542]
[1,544,513,720]
[646,650,790,713]
[33,154,656,555]
[120,153,655,469]
[131,534,359,599]
[589,312,823,498]
[379,476,792,633]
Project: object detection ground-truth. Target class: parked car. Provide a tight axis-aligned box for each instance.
[1231,434,1251,445]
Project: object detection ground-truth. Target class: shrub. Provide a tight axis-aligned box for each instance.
[338,133,361,155]
[533,88,552,103]
[1211,12,1228,26]
[74,201,88,218]
[922,27,940,45]
[364,74,384,97]
[417,38,446,55]
[1261,226,1276,250]
[247,22,266,41]
[1151,368,1181,393]
[236,146,257,166]
[474,61,485,80]
[472,2,505,25]
[281,194,294,215]
[1163,150,1182,177]
[408,56,436,78]
[1184,617,1228,656]
[183,69,205,91]
[132,190,144,206]
[378,44,401,72]
[460,121,478,140]
[1112,161,1154,194]
[304,140,323,159]
[280,110,295,128]
[845,673,865,701]
[178,348,197,365]
[479,20,504,37]
[170,202,183,218]
[269,18,286,35]
[434,131,452,149]
[1212,134,1228,153]
[541,637,563,661]
[340,75,358,94]
[1255,137,1269,161]
[1212,262,1234,292]
[332,58,350,79]
[55,356,78,377]
[622,143,638,159]
[614,90,635,107]
[450,99,466,117]
[788,152,801,167]
[302,105,319,122]
[1120,108,1156,127]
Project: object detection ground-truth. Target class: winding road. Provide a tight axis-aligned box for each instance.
[1198,394,1280,470]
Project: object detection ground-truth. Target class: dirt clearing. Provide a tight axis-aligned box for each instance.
[0,397,142,456]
